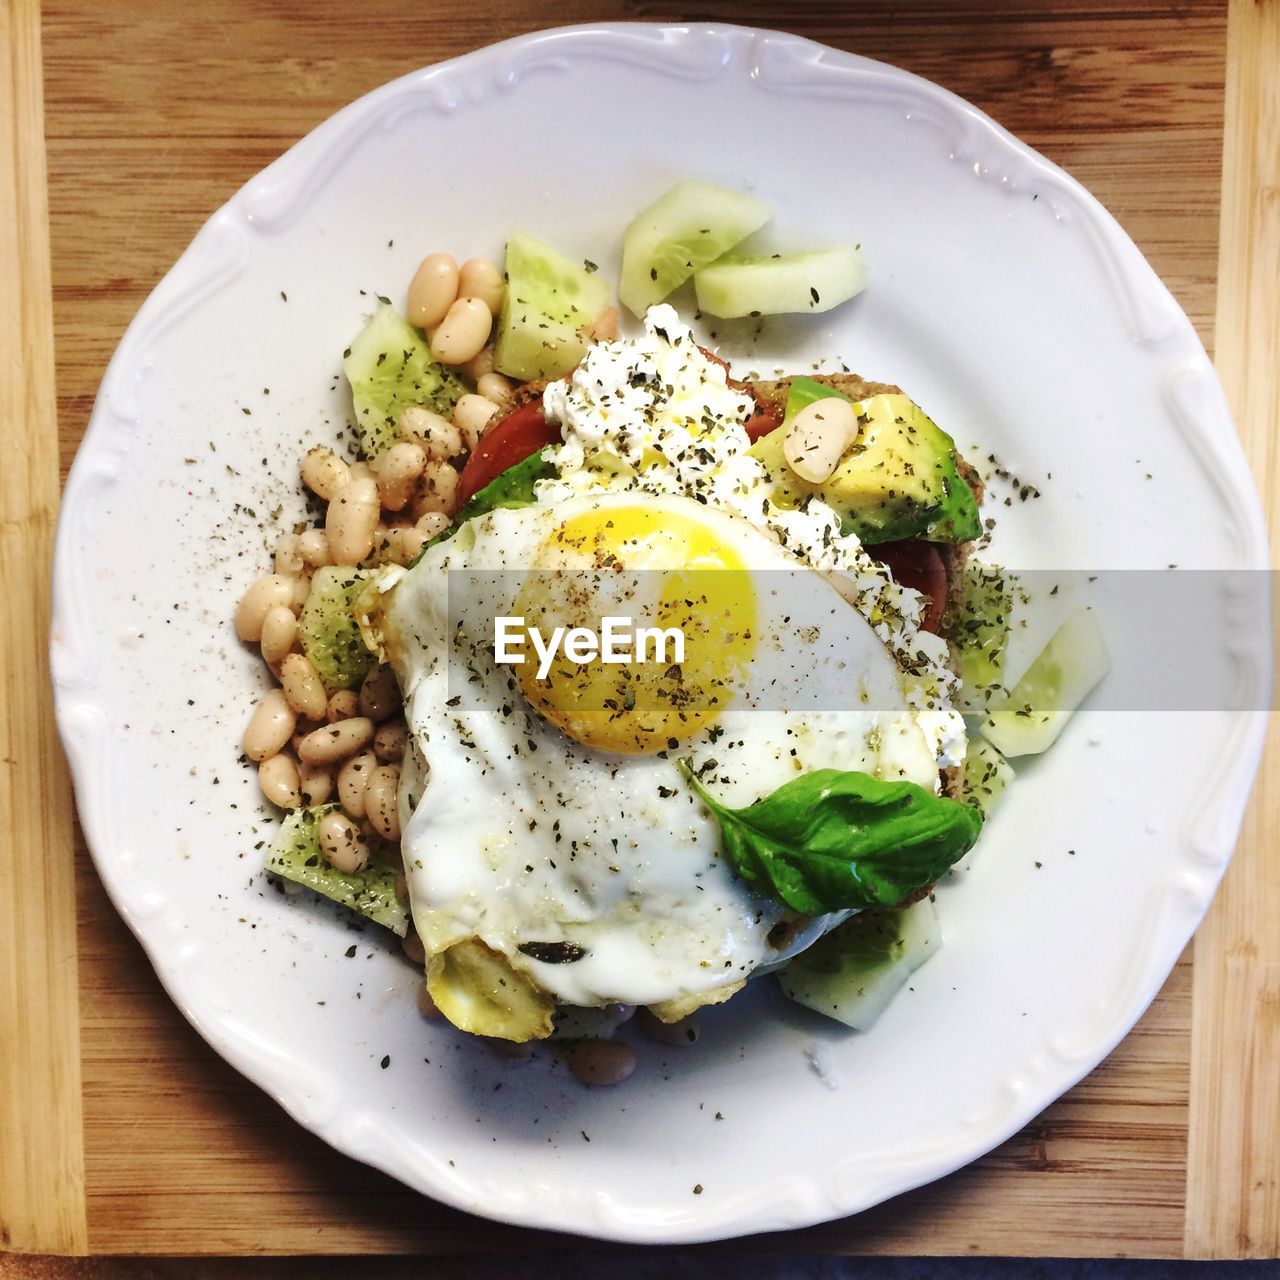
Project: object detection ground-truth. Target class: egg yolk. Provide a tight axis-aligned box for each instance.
[513,507,757,754]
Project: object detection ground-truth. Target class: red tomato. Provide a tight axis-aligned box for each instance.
[697,344,781,441]
[743,400,782,441]
[456,399,559,506]
[870,540,949,634]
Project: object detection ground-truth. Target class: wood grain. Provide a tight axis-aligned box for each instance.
[25,0,1266,1259]
[0,0,88,1257]
[1185,0,1280,1260]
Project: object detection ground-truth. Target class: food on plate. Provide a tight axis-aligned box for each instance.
[236,183,1106,1082]
[619,178,865,319]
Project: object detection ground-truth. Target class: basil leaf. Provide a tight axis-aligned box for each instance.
[677,761,983,914]
[455,445,556,524]
[413,447,556,565]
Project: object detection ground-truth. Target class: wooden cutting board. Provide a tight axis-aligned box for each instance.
[3,0,1276,1260]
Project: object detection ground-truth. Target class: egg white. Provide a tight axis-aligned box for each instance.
[381,493,940,1010]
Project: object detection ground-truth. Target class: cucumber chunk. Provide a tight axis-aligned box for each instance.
[694,247,865,319]
[952,562,1018,714]
[494,231,613,381]
[961,736,1014,817]
[265,805,409,936]
[344,303,465,456]
[298,566,375,693]
[619,179,771,317]
[981,607,1110,757]
[778,897,940,1030]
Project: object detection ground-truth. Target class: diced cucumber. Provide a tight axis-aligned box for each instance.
[953,562,1017,714]
[981,607,1110,757]
[494,231,614,381]
[694,247,865,319]
[344,304,466,456]
[961,736,1014,817]
[298,566,375,693]
[618,179,771,317]
[778,897,940,1030]
[266,805,409,936]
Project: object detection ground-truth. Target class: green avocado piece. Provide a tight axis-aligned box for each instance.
[748,379,981,544]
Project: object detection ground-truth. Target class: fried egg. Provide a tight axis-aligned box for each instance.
[380,492,941,1026]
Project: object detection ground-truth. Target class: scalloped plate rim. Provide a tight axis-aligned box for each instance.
[51,21,1271,1245]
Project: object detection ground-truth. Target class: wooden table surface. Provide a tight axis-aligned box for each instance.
[2,0,1277,1262]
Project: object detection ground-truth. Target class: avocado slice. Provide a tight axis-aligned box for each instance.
[748,378,981,544]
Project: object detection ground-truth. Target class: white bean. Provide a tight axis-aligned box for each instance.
[783,398,860,484]
[414,462,459,517]
[280,653,328,720]
[317,811,370,874]
[374,441,427,512]
[415,511,450,539]
[636,1008,700,1046]
[326,690,359,722]
[337,751,377,820]
[476,372,514,406]
[299,760,334,806]
[300,446,350,501]
[452,393,500,452]
[374,718,408,762]
[402,929,425,966]
[325,475,380,565]
[259,605,297,666]
[365,763,401,840]
[243,688,298,762]
[274,532,304,577]
[297,528,331,567]
[359,664,400,722]
[430,297,492,365]
[398,406,462,461]
[382,525,427,567]
[407,252,459,329]
[567,1040,637,1087]
[458,257,504,315]
[258,754,302,809]
[290,719,324,754]
[235,573,300,642]
[459,347,494,382]
[297,716,375,765]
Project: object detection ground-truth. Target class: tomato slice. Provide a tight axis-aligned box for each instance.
[697,344,782,441]
[456,399,559,507]
[870,540,948,634]
[743,400,782,441]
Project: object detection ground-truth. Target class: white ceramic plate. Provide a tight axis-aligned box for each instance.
[52,23,1269,1244]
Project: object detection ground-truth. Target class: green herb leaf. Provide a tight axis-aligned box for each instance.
[455,445,555,523]
[677,761,983,914]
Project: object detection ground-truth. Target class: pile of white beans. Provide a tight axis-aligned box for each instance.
[237,251,515,876]
[235,249,688,1078]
